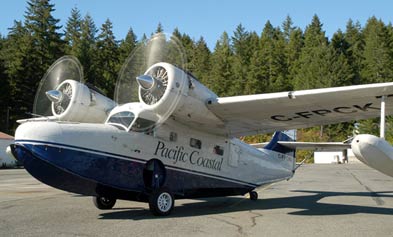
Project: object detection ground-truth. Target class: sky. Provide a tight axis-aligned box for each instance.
[1,0,393,50]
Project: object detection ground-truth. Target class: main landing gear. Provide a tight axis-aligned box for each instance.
[92,160,174,216]
[148,188,175,216]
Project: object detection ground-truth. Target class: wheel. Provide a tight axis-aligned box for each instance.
[92,196,116,210]
[149,188,174,216]
[249,191,258,201]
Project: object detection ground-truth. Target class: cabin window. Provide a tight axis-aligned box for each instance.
[130,118,155,132]
[107,111,135,130]
[213,145,224,156]
[170,132,177,142]
[190,138,202,149]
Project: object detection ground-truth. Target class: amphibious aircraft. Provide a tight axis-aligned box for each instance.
[6,33,393,216]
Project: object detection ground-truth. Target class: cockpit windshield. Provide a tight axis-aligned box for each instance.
[107,111,135,130]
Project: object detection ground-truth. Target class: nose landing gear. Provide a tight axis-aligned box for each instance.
[92,196,117,210]
[249,191,258,201]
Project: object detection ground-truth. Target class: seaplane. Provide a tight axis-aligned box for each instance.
[6,33,393,216]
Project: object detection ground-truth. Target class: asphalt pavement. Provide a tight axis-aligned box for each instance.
[1,164,393,237]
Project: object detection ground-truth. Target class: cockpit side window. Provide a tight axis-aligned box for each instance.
[107,111,135,130]
[130,118,156,132]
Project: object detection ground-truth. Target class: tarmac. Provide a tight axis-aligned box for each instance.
[1,163,393,237]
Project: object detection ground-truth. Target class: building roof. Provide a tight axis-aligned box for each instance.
[0,132,14,140]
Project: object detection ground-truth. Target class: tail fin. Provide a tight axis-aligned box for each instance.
[264,130,296,157]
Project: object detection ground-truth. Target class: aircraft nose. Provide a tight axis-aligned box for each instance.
[15,121,63,142]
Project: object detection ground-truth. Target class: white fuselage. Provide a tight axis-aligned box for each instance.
[14,120,295,196]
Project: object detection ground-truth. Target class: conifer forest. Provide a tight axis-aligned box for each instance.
[1,0,393,151]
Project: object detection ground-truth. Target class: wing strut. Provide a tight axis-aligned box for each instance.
[380,95,386,139]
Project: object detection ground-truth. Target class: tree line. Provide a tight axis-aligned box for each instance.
[1,0,393,144]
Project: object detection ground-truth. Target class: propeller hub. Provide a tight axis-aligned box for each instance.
[46,90,63,103]
[136,75,154,90]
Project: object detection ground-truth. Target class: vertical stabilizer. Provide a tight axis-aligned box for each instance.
[264,130,296,157]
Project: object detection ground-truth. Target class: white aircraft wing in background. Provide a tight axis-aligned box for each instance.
[207,82,393,137]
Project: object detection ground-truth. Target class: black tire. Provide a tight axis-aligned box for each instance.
[92,196,116,210]
[249,191,258,201]
[148,188,174,216]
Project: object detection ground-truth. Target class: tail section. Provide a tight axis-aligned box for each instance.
[264,130,296,157]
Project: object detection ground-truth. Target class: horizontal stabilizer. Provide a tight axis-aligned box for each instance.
[251,141,351,151]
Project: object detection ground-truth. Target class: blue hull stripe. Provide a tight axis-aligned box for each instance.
[15,139,258,188]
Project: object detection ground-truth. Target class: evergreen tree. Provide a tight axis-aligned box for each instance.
[361,17,393,83]
[322,31,355,140]
[189,37,211,84]
[293,15,330,89]
[282,15,295,43]
[245,32,266,94]
[246,21,275,94]
[344,19,364,84]
[24,0,64,69]
[11,0,65,121]
[64,7,82,56]
[328,30,354,86]
[269,26,289,92]
[254,21,289,93]
[232,24,251,59]
[95,19,119,98]
[388,23,393,50]
[0,34,10,132]
[358,18,393,141]
[231,24,251,94]
[79,14,97,82]
[172,28,194,70]
[155,23,164,33]
[285,27,303,87]
[209,32,234,96]
[118,27,137,64]
[1,20,35,128]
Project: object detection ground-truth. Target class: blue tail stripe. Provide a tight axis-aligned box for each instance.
[264,131,296,156]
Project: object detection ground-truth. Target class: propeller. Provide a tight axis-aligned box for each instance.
[33,56,115,123]
[33,56,83,117]
[115,32,187,131]
[115,32,186,104]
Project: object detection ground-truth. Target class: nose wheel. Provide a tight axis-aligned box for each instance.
[92,196,116,210]
[249,191,258,201]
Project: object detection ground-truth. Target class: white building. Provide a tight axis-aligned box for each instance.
[0,132,16,168]
[314,149,360,164]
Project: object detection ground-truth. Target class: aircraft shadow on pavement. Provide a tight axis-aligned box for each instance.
[98,190,393,220]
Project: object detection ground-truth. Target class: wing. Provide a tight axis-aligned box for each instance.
[207,82,393,137]
[250,142,351,151]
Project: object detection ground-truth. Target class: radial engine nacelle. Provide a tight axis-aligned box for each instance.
[351,134,393,177]
[47,80,116,123]
[135,63,222,130]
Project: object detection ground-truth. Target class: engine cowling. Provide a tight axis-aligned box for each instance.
[49,80,116,123]
[139,63,189,122]
[138,63,223,131]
